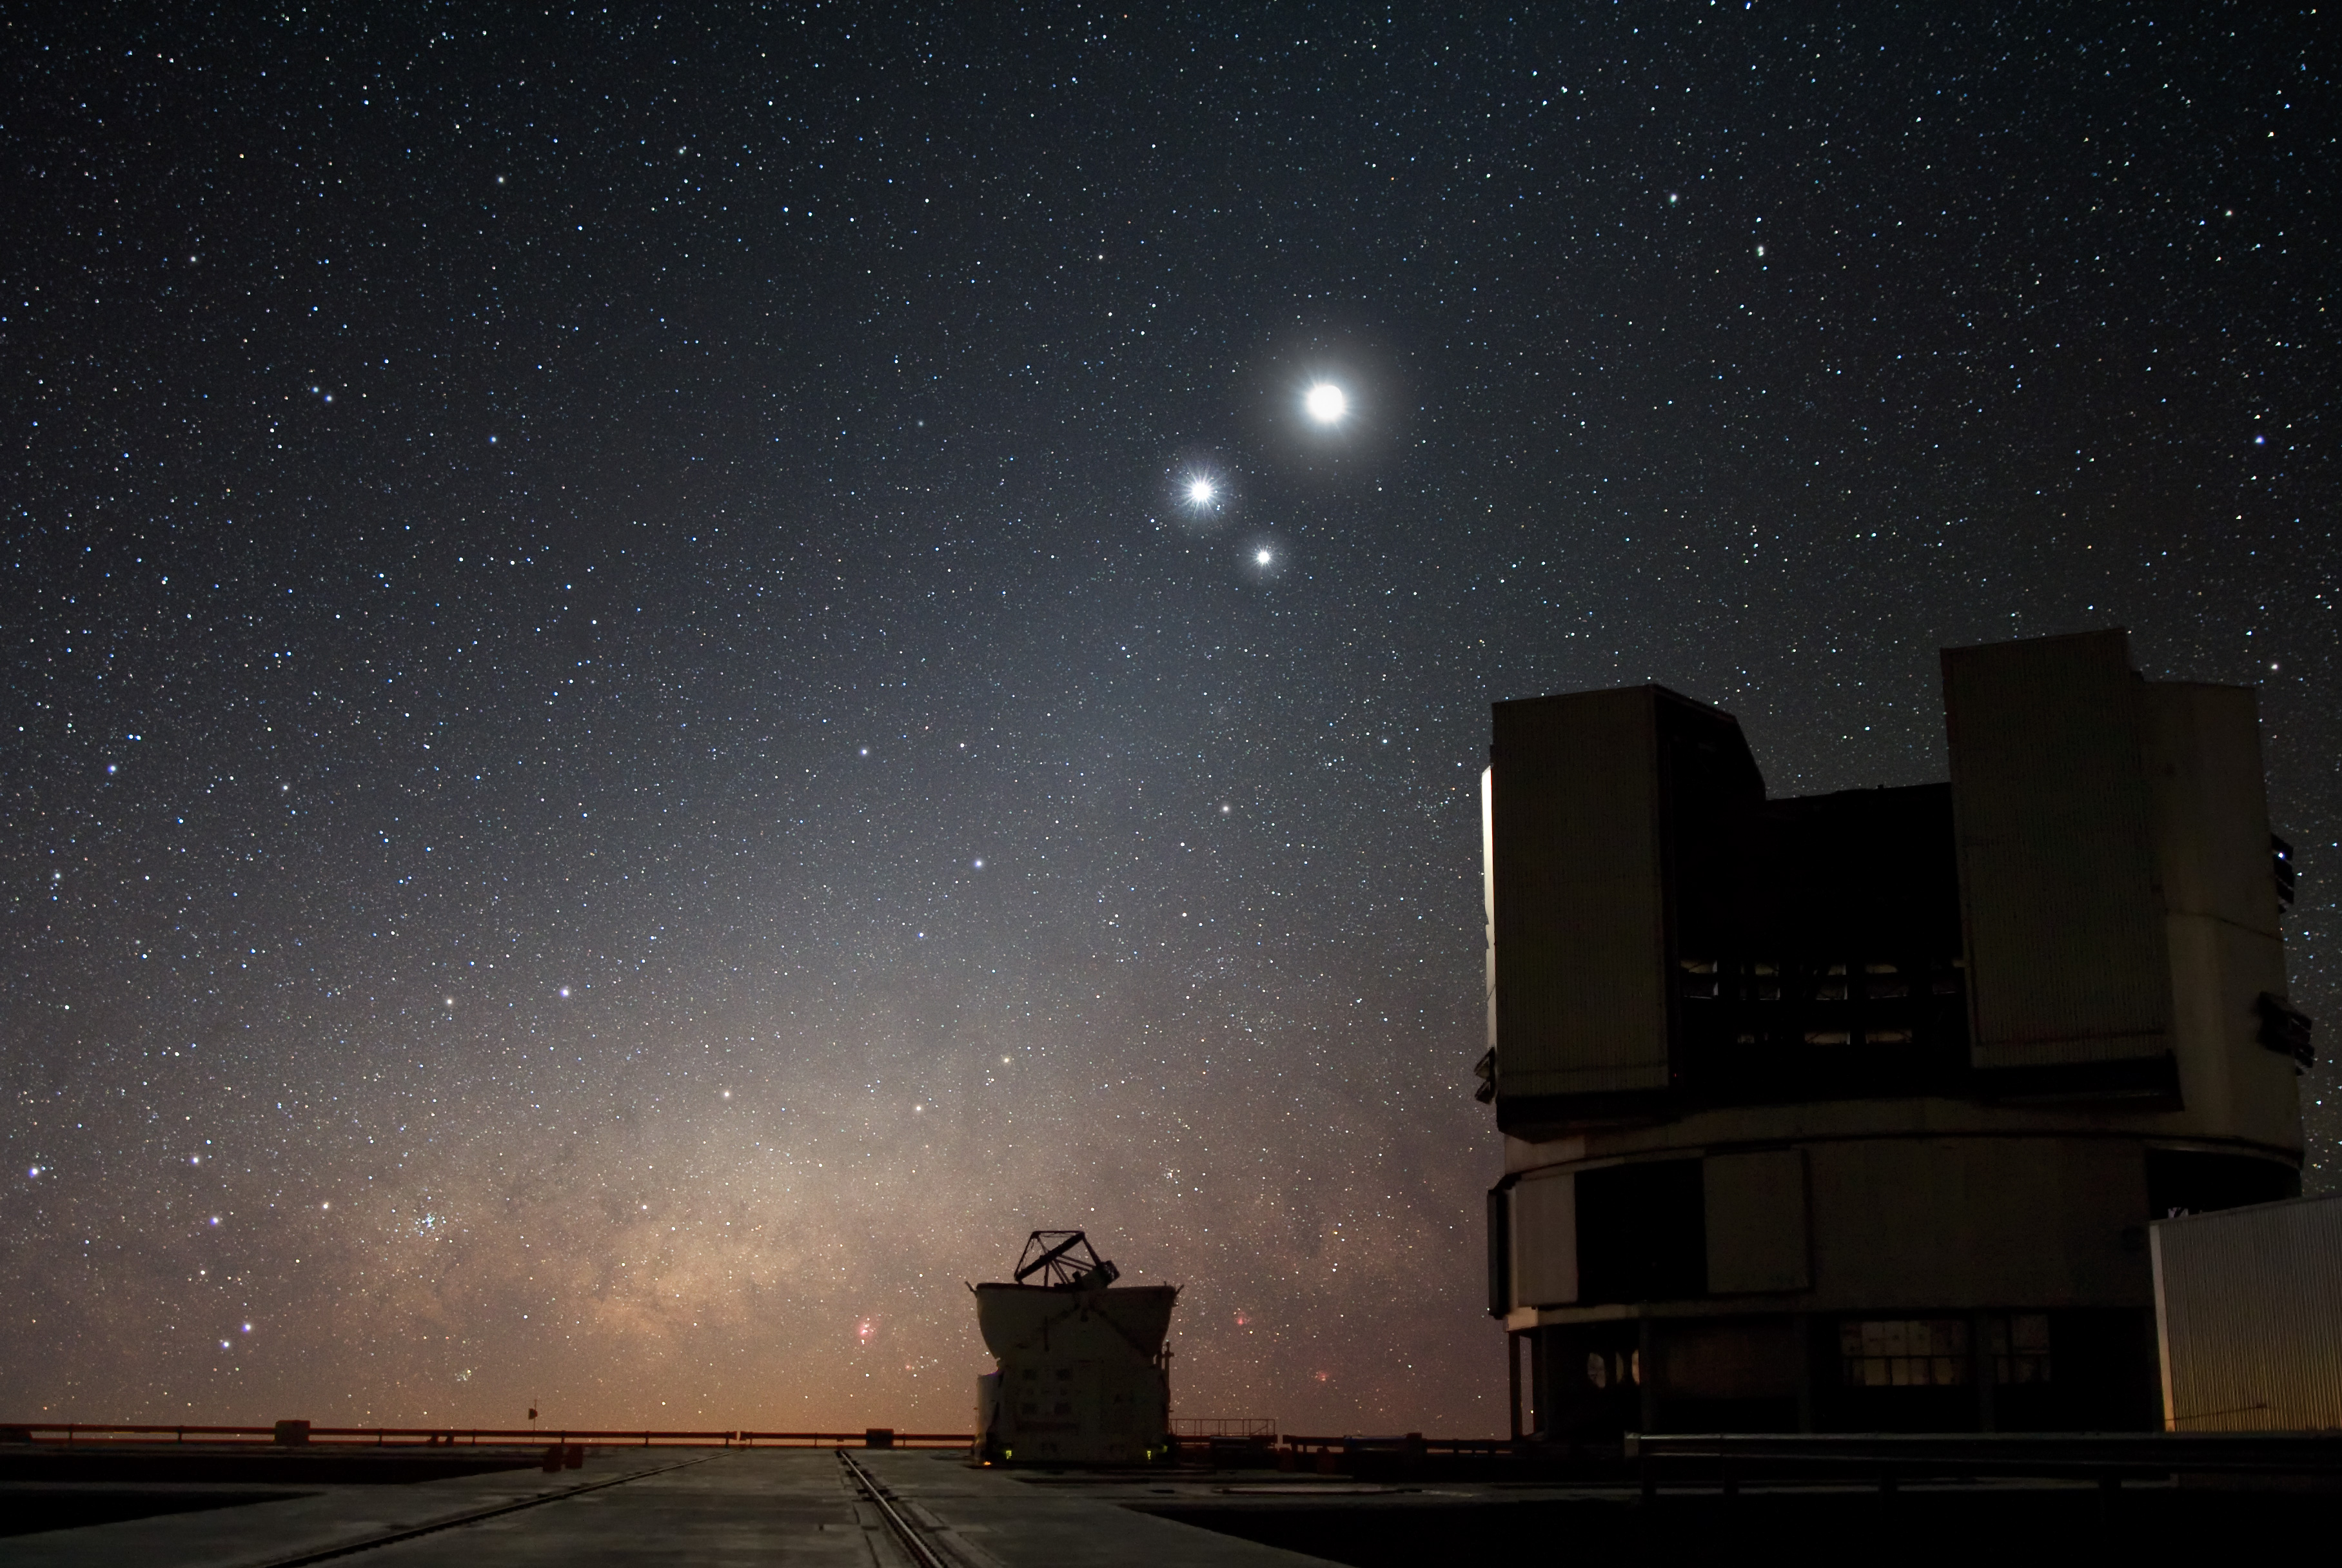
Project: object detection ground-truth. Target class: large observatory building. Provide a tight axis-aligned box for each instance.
[1480,629,2311,1436]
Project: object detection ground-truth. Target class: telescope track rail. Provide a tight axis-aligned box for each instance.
[241,1455,709,1567]
[838,1447,954,1568]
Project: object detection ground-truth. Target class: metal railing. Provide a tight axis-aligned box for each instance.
[1170,1418,1277,1438]
[28,1422,2332,1483]
[1625,1431,2342,1494]
[1279,1433,1511,1456]
[0,1422,971,1450]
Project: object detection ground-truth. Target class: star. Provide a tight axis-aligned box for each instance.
[8,3,2325,1451]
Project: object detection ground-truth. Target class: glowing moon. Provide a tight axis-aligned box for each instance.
[1304,383,1348,424]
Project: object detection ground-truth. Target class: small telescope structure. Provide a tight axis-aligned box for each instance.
[972,1231,1178,1464]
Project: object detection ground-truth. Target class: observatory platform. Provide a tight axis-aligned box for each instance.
[8,1437,2335,1566]
[0,1446,1329,1567]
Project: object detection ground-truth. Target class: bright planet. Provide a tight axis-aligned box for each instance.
[1304,383,1348,424]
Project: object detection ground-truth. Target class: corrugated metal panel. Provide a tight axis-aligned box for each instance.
[1488,688,1670,1097]
[1512,1170,1579,1308]
[2143,683,2299,1142]
[2143,683,2279,941]
[1482,766,1498,1055]
[1486,1182,1512,1318]
[2151,1193,2342,1431]
[1704,1150,1810,1294]
[1943,629,2174,1069]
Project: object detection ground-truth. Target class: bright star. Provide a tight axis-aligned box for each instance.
[1255,548,1274,565]
[1188,479,1215,504]
[1304,383,1347,424]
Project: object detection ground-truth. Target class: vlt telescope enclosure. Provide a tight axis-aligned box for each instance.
[1479,629,2310,1438]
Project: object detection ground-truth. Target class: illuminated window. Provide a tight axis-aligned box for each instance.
[1584,1349,1640,1389]
[1678,958,1720,1000]
[1863,963,1909,999]
[1840,1318,1970,1387]
[1985,1313,2052,1384]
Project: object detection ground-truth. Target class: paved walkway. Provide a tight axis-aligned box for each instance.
[856,1449,1337,1568]
[1,1449,1339,1567]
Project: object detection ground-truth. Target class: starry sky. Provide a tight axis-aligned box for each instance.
[5,5,2336,1436]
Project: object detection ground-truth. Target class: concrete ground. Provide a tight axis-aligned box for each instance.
[14,1445,2272,1567]
[0,1447,1343,1567]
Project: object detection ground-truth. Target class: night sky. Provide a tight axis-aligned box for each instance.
[6,5,2336,1436]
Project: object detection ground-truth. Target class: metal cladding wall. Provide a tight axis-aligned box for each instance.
[1943,630,2174,1073]
[1704,1150,1809,1295]
[1510,1168,1578,1308]
[2152,1195,2342,1431]
[1486,687,1673,1102]
[972,1283,1178,1464]
[2142,683,2301,1147]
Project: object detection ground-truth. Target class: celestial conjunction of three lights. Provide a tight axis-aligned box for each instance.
[1165,379,1348,573]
